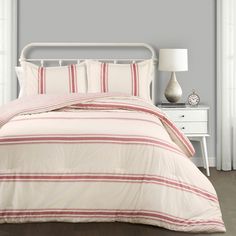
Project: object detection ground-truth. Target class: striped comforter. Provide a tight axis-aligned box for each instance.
[0,93,225,233]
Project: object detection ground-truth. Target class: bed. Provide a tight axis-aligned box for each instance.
[0,43,225,233]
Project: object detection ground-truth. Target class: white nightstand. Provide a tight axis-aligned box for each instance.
[158,105,210,176]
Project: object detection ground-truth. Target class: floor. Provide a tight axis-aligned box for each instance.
[0,168,235,236]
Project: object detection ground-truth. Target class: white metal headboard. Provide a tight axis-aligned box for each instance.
[19,42,157,102]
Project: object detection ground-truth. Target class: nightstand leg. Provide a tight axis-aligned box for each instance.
[200,139,206,169]
[202,137,210,176]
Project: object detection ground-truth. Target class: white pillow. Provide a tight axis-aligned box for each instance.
[86,59,154,101]
[21,62,87,96]
[15,66,24,98]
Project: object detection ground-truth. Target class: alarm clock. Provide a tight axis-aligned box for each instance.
[188,89,200,106]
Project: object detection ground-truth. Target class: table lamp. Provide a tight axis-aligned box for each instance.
[158,49,188,103]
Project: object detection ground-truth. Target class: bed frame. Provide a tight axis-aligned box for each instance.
[19,42,158,103]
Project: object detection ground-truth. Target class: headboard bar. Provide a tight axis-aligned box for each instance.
[19,42,157,62]
[24,58,153,62]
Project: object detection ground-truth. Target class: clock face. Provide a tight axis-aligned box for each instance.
[188,94,200,106]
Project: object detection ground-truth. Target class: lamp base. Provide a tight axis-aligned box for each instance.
[164,72,182,103]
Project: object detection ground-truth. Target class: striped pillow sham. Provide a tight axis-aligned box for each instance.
[86,59,154,101]
[21,62,87,96]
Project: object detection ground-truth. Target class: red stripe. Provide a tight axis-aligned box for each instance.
[0,133,178,147]
[74,65,78,93]
[100,63,103,92]
[136,64,139,96]
[37,67,40,94]
[0,215,224,230]
[105,63,108,92]
[43,67,46,94]
[130,64,134,95]
[68,65,78,93]
[0,209,224,225]
[0,208,222,223]
[0,136,184,157]
[71,65,75,93]
[68,65,72,93]
[10,116,164,128]
[0,171,218,201]
[0,174,218,202]
[40,67,43,94]
[0,215,224,229]
[38,67,45,94]
[0,134,185,156]
[0,209,224,227]
[133,64,137,96]
[0,215,223,227]
[102,63,106,92]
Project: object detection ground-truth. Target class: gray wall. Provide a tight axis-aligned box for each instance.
[18,0,216,164]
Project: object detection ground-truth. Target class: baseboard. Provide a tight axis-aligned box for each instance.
[191,156,216,167]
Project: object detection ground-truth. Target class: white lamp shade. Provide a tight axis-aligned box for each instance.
[158,49,188,72]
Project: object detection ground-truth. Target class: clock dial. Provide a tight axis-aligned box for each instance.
[188,90,200,106]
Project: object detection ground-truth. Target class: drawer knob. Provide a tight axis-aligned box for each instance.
[181,115,185,118]
[181,127,185,130]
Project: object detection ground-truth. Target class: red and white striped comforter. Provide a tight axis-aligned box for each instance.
[0,93,225,233]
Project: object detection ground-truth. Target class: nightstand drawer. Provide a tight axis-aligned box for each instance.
[175,122,208,134]
[164,110,207,122]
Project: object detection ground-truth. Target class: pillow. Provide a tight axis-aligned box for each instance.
[21,62,87,96]
[15,66,24,98]
[86,59,154,101]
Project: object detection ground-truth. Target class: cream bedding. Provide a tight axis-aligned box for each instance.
[0,93,225,233]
